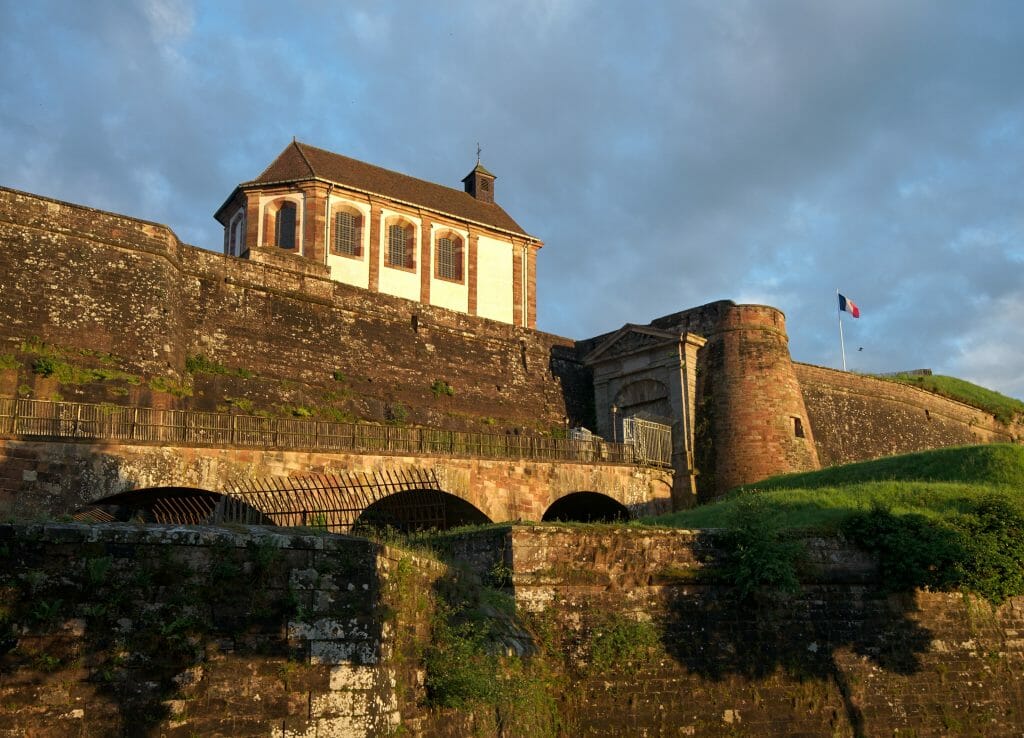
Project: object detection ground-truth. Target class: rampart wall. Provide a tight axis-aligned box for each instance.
[0,187,589,434]
[4,524,1024,737]
[796,362,1022,467]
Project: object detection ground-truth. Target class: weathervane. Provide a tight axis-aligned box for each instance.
[476,142,482,164]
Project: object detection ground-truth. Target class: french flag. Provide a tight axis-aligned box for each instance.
[838,293,860,318]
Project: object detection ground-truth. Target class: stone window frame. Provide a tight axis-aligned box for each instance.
[330,203,363,259]
[384,216,417,271]
[262,196,302,252]
[434,229,465,283]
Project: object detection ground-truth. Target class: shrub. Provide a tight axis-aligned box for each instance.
[430,379,455,398]
[718,494,805,599]
[842,494,1024,604]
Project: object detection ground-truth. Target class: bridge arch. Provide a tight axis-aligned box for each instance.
[542,492,630,523]
[355,489,491,533]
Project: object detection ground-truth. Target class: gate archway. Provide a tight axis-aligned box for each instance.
[542,492,630,523]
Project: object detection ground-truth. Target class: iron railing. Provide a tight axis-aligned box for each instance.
[0,397,671,467]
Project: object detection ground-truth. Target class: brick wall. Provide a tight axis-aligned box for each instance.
[796,362,1022,467]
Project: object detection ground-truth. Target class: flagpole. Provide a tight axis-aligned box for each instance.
[838,288,847,371]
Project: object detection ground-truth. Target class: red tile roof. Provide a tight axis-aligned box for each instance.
[242,141,532,238]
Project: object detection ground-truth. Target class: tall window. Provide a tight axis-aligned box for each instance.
[276,202,297,249]
[436,235,462,280]
[387,223,412,268]
[228,212,244,256]
[333,210,359,256]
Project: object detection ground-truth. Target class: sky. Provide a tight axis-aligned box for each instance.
[1,1,1022,399]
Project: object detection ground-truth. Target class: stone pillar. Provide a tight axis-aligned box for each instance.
[368,201,382,293]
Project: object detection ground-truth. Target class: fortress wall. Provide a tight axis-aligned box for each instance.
[0,188,186,375]
[505,526,1024,737]
[0,187,585,431]
[795,362,1020,467]
[6,523,1024,736]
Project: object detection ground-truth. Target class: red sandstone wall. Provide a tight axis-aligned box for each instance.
[0,187,587,432]
[795,362,1021,467]
[506,526,1024,737]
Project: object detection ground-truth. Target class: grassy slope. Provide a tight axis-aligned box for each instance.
[879,373,1024,424]
[646,444,1024,533]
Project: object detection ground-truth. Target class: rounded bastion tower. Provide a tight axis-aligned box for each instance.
[703,304,820,496]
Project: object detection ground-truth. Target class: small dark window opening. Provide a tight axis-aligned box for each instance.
[276,202,297,249]
[793,417,805,438]
[520,340,528,371]
[411,314,419,333]
[925,409,931,421]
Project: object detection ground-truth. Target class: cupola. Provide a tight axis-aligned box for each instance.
[462,162,496,204]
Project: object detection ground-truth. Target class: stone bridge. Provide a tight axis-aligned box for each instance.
[0,438,674,528]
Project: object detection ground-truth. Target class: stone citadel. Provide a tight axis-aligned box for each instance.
[0,141,1019,515]
[3,144,1024,737]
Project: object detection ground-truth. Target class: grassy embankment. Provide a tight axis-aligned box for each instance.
[879,373,1024,425]
[647,444,1024,602]
[648,444,1024,533]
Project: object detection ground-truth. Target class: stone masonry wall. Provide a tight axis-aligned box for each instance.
[796,362,1022,467]
[504,526,1024,737]
[0,438,674,522]
[0,523,465,738]
[0,187,587,434]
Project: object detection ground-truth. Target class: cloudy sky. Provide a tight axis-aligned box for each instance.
[2,1,1022,398]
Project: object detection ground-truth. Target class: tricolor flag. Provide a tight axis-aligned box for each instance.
[838,293,860,318]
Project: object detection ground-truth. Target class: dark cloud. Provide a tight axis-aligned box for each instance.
[1,0,1021,397]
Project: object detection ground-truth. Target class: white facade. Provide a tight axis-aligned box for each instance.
[325,195,370,289]
[475,235,514,324]
[377,208,421,303]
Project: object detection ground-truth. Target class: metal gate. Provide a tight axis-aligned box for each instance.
[621,416,672,467]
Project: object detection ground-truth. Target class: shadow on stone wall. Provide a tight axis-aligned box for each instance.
[0,525,388,736]
[659,531,934,738]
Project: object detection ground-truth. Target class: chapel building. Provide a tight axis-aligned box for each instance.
[214,141,541,328]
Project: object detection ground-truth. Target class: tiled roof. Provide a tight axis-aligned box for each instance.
[244,141,531,237]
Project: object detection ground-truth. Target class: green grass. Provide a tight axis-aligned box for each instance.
[878,373,1024,424]
[648,444,1024,533]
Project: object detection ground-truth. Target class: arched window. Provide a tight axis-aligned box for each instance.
[227,212,245,257]
[435,232,463,281]
[275,202,297,249]
[386,219,415,269]
[331,207,362,257]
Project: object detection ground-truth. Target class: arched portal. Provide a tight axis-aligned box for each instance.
[355,489,491,533]
[542,492,630,523]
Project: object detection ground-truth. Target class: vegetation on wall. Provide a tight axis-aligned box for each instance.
[878,373,1024,425]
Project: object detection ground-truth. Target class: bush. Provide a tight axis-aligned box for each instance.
[842,494,1024,604]
[430,379,455,398]
[718,494,805,599]
[424,614,498,708]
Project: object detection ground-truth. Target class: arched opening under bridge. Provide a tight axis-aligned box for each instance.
[74,487,273,526]
[354,489,491,533]
[542,492,630,523]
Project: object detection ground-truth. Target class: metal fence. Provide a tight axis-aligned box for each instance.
[0,397,671,467]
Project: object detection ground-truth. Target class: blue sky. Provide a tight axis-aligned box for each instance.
[2,0,1022,399]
